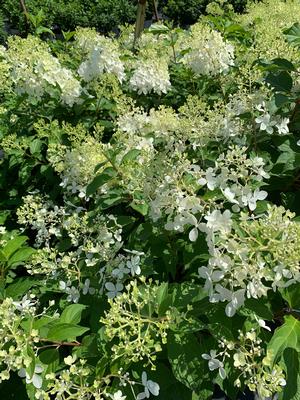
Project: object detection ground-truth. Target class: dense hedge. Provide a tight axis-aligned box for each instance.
[1,0,250,36]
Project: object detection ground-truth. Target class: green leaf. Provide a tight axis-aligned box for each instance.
[130,200,149,216]
[26,345,36,379]
[256,58,295,72]
[95,356,109,378]
[2,236,28,260]
[97,190,124,209]
[284,23,300,46]
[62,30,76,41]
[36,26,55,36]
[8,247,35,267]
[244,298,274,320]
[282,284,300,310]
[282,348,300,400]
[60,304,86,325]
[46,323,89,341]
[168,332,213,392]
[170,283,207,309]
[156,283,170,316]
[148,23,170,34]
[39,349,59,365]
[86,167,116,196]
[5,278,40,298]
[268,315,300,364]
[29,139,43,155]
[121,149,141,164]
[265,71,293,92]
[275,93,291,107]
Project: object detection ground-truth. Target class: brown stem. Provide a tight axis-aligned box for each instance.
[152,0,159,22]
[39,339,81,347]
[134,0,147,48]
[19,0,29,20]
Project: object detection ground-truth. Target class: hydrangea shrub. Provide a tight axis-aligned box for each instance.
[1,0,300,399]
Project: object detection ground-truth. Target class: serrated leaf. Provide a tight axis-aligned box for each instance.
[60,304,86,325]
[86,167,116,196]
[5,278,40,298]
[168,332,213,392]
[8,247,35,266]
[284,23,300,46]
[268,315,300,364]
[130,200,148,216]
[2,236,28,260]
[121,149,141,164]
[282,348,300,400]
[266,71,293,92]
[46,323,89,341]
[39,349,59,365]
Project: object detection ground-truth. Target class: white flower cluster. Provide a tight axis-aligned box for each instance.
[17,194,66,247]
[181,23,234,76]
[199,145,269,211]
[18,195,124,302]
[48,140,111,200]
[129,58,171,95]
[117,106,180,144]
[105,250,144,299]
[77,35,125,83]
[255,102,289,135]
[6,36,81,106]
[199,205,300,317]
[202,330,286,398]
[0,297,41,384]
[146,157,205,230]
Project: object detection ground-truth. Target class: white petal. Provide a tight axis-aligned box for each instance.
[258,319,271,331]
[219,367,226,379]
[256,190,268,200]
[225,302,236,317]
[32,373,43,389]
[34,365,43,373]
[115,283,123,292]
[248,199,256,211]
[137,393,147,400]
[18,369,26,378]
[147,380,160,396]
[189,227,198,242]
[105,282,115,291]
[141,371,147,386]
[208,359,221,371]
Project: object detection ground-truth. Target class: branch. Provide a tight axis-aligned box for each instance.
[152,0,159,22]
[134,0,147,48]
[19,0,29,21]
[38,339,81,348]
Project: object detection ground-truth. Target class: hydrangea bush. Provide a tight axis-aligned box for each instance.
[1,0,300,398]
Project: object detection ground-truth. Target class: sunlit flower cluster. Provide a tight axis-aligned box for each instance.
[199,205,300,316]
[5,36,82,106]
[180,23,234,76]
[76,29,125,83]
[203,329,286,398]
[101,280,173,369]
[129,57,171,95]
